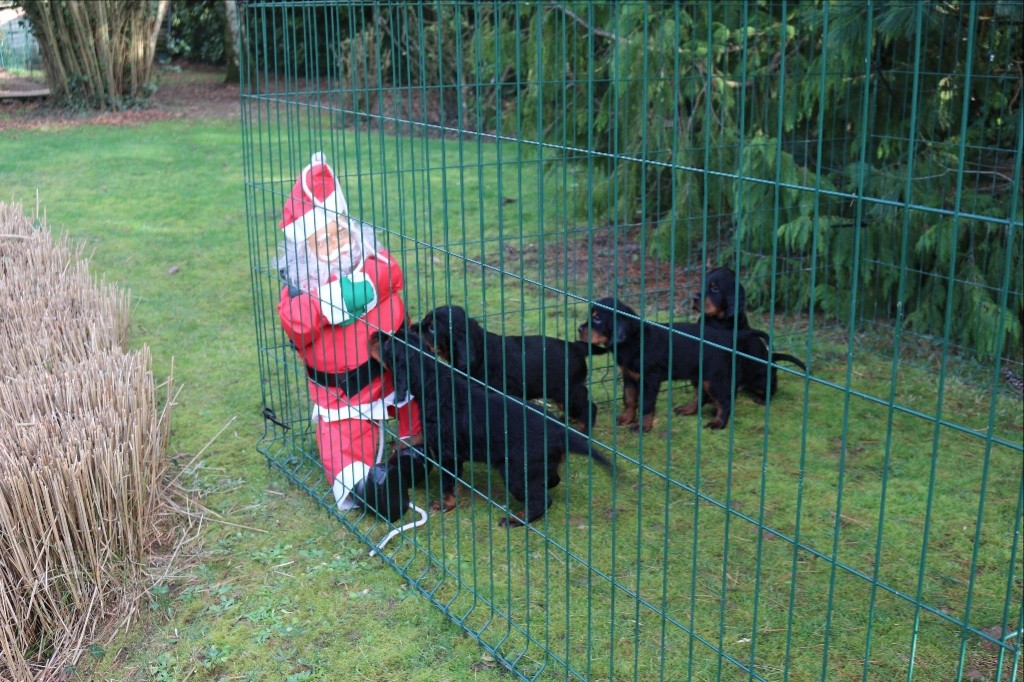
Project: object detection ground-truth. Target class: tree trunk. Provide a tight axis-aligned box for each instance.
[19,0,170,110]
[222,0,240,84]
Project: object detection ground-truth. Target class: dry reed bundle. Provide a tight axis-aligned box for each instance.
[0,202,174,681]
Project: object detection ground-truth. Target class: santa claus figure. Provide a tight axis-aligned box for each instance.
[276,151,426,530]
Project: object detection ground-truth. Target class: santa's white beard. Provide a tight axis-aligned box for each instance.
[276,219,379,294]
[278,239,349,293]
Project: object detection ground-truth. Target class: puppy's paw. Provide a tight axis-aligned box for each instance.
[675,403,698,416]
[617,412,637,426]
[630,416,654,433]
[429,491,458,513]
[704,419,726,430]
[499,511,527,528]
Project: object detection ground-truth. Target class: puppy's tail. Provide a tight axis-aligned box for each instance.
[737,329,806,371]
[566,431,614,471]
[568,340,610,356]
[739,328,771,344]
[770,352,807,372]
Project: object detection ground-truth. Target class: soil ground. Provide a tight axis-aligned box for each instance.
[0,62,240,130]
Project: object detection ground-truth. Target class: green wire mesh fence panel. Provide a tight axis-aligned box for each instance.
[241,1,1023,680]
[0,11,42,75]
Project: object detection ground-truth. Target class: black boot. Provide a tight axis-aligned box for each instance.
[389,445,433,487]
[352,447,434,523]
[351,461,411,523]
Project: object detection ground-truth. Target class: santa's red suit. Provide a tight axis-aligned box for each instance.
[276,152,424,526]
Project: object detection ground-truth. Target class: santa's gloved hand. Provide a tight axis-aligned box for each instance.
[351,460,411,523]
[318,273,378,326]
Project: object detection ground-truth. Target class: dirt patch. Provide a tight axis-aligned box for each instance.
[486,225,712,318]
[0,61,240,131]
[544,227,708,315]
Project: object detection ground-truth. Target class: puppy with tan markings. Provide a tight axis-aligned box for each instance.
[579,297,770,432]
[692,266,806,403]
[413,305,606,432]
[370,327,613,527]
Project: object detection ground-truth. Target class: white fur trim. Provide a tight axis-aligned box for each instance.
[332,461,371,510]
[284,206,340,243]
[282,154,349,242]
[384,390,414,409]
[313,398,391,423]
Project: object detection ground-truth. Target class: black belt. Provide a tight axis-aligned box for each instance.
[306,358,385,396]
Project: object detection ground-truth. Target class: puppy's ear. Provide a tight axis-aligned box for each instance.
[724,281,747,318]
[450,317,479,374]
[612,310,631,345]
[385,340,410,397]
[393,365,409,398]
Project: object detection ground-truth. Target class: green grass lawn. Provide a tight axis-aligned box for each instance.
[2,117,1021,682]
[2,120,510,682]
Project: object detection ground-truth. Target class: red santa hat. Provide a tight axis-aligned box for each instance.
[279,152,349,243]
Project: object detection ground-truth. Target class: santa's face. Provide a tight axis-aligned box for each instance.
[307,218,351,263]
[279,213,376,293]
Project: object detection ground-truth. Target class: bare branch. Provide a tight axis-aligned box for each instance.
[548,3,623,43]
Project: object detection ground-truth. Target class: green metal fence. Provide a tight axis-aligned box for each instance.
[240,2,1023,680]
[0,11,42,76]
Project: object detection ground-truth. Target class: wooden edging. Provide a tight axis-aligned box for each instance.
[0,88,50,99]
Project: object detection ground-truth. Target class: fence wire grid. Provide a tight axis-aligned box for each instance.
[240,2,1024,680]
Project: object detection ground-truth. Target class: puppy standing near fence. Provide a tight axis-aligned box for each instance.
[413,305,606,433]
[579,297,773,432]
[370,327,613,527]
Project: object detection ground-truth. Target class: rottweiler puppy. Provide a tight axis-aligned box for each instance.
[413,305,607,433]
[578,297,769,432]
[369,327,612,527]
[693,265,751,328]
[692,266,806,403]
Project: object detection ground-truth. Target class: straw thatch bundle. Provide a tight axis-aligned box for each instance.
[0,202,173,680]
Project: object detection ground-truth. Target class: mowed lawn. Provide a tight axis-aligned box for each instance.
[2,113,1021,682]
[1,119,510,682]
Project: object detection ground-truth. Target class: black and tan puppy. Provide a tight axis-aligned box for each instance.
[578,298,769,432]
[693,265,751,329]
[369,327,612,527]
[692,266,806,403]
[413,305,606,433]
